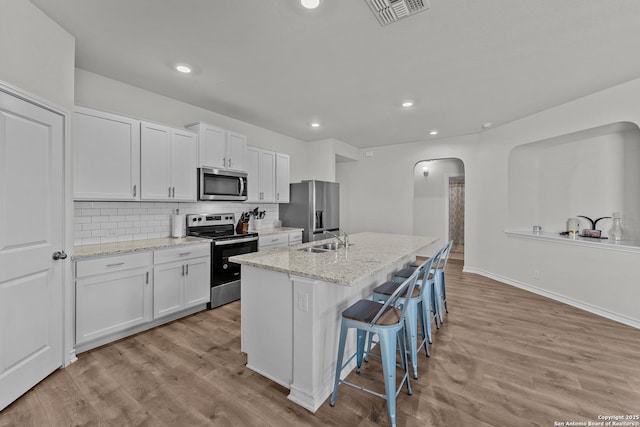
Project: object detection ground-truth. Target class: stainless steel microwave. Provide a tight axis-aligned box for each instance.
[198,168,247,201]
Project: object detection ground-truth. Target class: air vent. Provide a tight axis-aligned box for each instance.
[365,0,430,26]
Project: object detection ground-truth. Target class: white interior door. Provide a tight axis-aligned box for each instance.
[0,89,65,410]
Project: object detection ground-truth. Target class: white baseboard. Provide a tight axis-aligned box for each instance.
[463,266,640,329]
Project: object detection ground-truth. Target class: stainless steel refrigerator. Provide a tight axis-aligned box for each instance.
[279,180,339,243]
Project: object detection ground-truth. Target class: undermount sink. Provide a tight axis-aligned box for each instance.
[298,242,353,253]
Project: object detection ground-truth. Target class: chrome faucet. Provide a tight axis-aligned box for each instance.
[324,230,349,247]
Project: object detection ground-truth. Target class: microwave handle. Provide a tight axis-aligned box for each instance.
[239,176,245,197]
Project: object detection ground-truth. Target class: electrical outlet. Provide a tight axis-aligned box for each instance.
[297,292,309,312]
[533,269,540,280]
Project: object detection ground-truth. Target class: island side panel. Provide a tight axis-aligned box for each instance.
[241,265,293,388]
[288,254,415,412]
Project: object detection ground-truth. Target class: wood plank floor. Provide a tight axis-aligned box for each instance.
[2,259,639,426]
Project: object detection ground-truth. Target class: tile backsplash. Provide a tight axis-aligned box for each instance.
[74,201,280,246]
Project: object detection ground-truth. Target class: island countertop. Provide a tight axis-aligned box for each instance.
[229,232,437,286]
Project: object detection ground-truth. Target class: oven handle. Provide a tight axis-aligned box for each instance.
[213,236,258,246]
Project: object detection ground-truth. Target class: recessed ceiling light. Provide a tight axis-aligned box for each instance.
[402,101,414,108]
[429,130,439,136]
[482,122,493,129]
[301,0,320,9]
[311,122,320,128]
[176,65,192,74]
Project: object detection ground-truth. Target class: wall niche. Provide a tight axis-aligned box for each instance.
[507,122,640,240]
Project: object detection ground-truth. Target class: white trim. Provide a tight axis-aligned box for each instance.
[463,266,640,329]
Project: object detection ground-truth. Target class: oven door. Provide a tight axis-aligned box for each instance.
[211,236,258,286]
[199,168,247,201]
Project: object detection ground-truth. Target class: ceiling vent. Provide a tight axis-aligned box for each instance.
[365,0,431,26]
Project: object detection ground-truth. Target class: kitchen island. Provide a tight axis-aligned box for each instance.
[229,232,437,412]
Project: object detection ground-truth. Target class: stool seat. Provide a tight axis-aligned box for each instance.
[374,280,425,299]
[342,299,401,325]
[395,266,418,279]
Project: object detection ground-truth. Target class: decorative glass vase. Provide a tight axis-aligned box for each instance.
[608,212,623,241]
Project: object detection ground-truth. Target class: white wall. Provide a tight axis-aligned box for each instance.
[75,69,309,183]
[0,0,74,109]
[337,78,640,326]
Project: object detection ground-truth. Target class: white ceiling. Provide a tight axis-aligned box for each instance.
[29,0,640,148]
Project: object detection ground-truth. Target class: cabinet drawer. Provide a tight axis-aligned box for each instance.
[154,243,210,264]
[76,252,152,278]
[259,233,289,249]
[288,231,302,245]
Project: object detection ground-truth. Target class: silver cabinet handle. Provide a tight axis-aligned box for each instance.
[106,262,124,267]
[179,252,191,256]
[169,186,172,197]
[185,264,189,275]
[276,192,279,201]
[229,158,232,168]
[145,271,149,284]
[181,265,185,276]
[172,187,175,198]
[133,184,137,197]
[223,157,226,168]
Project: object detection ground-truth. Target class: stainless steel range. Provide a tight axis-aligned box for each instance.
[186,213,258,309]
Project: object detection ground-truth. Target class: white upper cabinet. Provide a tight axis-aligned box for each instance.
[141,122,197,201]
[186,122,247,171]
[247,147,290,203]
[73,107,140,200]
[275,153,290,203]
[247,146,275,202]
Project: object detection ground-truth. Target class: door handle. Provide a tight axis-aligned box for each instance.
[52,251,67,260]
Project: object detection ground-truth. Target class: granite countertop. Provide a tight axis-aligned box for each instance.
[229,232,438,286]
[73,236,211,259]
[256,227,304,236]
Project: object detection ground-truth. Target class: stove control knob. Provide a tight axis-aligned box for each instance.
[223,263,228,270]
[197,217,202,221]
[192,218,197,222]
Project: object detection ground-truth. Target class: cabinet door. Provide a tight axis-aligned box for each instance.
[153,261,184,318]
[201,125,226,168]
[259,150,276,202]
[246,146,261,202]
[275,153,290,203]
[76,267,151,344]
[183,257,210,308]
[141,122,170,200]
[226,131,247,171]
[73,107,140,200]
[170,129,197,201]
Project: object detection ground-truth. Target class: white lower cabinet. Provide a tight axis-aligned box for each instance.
[259,232,289,251]
[259,230,303,251]
[153,244,210,319]
[75,243,210,351]
[75,252,152,345]
[288,230,302,246]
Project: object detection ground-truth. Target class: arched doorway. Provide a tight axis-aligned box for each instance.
[413,158,465,260]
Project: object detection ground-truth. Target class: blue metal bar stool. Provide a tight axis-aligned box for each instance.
[396,240,453,326]
[371,251,440,379]
[330,269,421,427]
[433,240,453,324]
